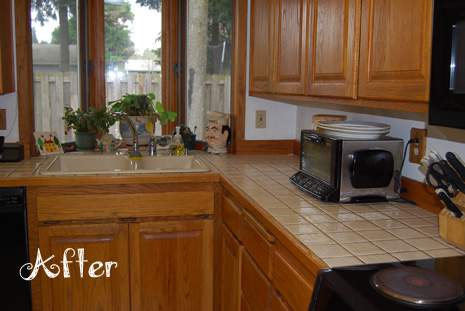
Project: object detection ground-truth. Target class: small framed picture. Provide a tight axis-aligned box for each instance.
[33,132,64,155]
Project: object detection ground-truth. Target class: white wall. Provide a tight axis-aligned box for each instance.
[0,0,19,142]
[295,103,465,182]
[244,0,297,140]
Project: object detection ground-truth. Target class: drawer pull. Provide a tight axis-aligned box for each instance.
[244,210,276,244]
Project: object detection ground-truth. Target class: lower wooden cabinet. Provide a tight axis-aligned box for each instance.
[38,223,130,311]
[130,219,213,311]
[241,251,273,310]
[220,225,242,311]
[271,291,291,311]
[37,219,213,311]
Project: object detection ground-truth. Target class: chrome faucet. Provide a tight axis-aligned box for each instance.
[148,136,157,157]
[123,115,142,159]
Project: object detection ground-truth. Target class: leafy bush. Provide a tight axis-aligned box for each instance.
[109,93,177,125]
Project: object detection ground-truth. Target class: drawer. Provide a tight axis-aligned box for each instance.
[241,251,272,310]
[222,196,242,238]
[271,245,314,311]
[240,210,275,277]
[37,191,214,222]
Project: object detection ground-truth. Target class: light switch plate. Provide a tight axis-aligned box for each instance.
[256,110,266,129]
[0,109,6,130]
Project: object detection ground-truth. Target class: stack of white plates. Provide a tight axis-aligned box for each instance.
[316,121,391,139]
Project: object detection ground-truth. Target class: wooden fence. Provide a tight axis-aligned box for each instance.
[33,71,231,141]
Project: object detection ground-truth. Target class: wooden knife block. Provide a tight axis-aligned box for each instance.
[439,193,465,251]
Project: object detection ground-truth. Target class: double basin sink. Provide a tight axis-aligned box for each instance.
[39,154,210,176]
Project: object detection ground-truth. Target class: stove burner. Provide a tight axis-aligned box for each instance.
[370,266,465,308]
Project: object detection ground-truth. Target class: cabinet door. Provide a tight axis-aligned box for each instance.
[307,0,360,98]
[271,291,291,311]
[0,0,15,94]
[38,223,130,311]
[241,251,273,310]
[220,225,242,311]
[130,219,214,311]
[273,0,308,94]
[250,0,274,93]
[358,0,433,101]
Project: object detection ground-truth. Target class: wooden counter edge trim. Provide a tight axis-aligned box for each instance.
[37,191,215,222]
[0,172,221,187]
[220,175,328,273]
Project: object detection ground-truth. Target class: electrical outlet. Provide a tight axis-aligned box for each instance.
[409,128,427,164]
[0,109,6,130]
[256,110,266,129]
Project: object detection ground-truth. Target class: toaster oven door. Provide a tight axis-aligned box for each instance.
[300,131,340,189]
[339,140,403,202]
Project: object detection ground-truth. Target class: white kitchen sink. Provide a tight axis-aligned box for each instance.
[39,154,210,175]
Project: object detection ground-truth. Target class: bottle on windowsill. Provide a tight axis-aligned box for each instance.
[171,126,185,156]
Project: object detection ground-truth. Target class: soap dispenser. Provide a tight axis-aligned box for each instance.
[172,126,185,156]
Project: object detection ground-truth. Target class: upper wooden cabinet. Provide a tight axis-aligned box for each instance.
[249,0,434,111]
[250,0,274,93]
[358,0,433,102]
[273,0,308,94]
[306,0,360,98]
[0,0,15,95]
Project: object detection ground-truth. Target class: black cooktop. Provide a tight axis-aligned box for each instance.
[310,256,465,311]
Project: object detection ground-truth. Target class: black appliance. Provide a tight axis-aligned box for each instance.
[0,188,32,310]
[290,130,403,203]
[0,136,24,162]
[310,256,465,311]
[430,0,465,129]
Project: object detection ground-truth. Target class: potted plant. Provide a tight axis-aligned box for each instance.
[109,93,177,145]
[63,107,118,150]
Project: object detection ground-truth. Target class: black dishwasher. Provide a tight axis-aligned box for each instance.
[0,188,31,310]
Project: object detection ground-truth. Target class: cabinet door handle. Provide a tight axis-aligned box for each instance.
[244,210,276,244]
[119,217,137,223]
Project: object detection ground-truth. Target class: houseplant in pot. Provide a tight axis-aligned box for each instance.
[109,93,177,145]
[63,107,118,150]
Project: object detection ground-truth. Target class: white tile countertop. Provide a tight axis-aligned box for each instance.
[2,152,463,268]
[202,154,464,268]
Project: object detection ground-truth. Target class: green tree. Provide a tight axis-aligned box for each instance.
[105,2,135,69]
[51,15,77,44]
[32,0,76,71]
[49,2,136,70]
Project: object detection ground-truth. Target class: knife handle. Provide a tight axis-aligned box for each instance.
[436,188,464,219]
[446,152,465,182]
[438,160,465,193]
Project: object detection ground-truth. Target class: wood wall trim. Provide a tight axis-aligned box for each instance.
[162,0,182,135]
[0,0,15,94]
[15,0,35,158]
[230,0,248,153]
[87,0,106,109]
[401,177,443,215]
[236,140,295,154]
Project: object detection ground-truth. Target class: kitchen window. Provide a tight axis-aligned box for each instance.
[18,0,243,156]
[31,0,82,143]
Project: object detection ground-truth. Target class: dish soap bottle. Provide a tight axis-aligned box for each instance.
[172,126,185,156]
